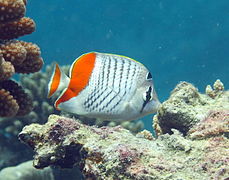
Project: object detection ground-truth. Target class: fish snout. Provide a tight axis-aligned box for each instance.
[152,98,161,113]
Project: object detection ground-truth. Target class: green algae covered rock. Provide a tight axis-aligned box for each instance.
[153,79,229,136]
[19,114,229,180]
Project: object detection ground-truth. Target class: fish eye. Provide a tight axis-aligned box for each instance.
[146,72,152,80]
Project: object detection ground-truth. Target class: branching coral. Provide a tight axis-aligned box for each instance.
[14,41,43,73]
[0,17,35,39]
[0,40,27,66]
[0,40,43,75]
[0,54,15,81]
[1,80,33,116]
[0,80,33,117]
[0,88,19,117]
[0,0,43,170]
[0,0,43,119]
[0,0,26,23]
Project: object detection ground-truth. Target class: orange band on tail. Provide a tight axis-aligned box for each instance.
[48,64,61,98]
[55,52,96,109]
[55,88,75,110]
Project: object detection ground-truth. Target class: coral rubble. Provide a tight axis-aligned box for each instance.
[0,160,54,180]
[153,80,229,135]
[19,114,229,180]
[0,0,43,118]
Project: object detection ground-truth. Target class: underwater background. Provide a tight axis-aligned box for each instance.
[22,0,229,131]
[0,0,228,179]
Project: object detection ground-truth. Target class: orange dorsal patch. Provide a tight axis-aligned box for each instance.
[55,52,96,109]
[48,64,61,98]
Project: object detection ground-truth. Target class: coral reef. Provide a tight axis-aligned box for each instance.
[0,0,43,118]
[0,0,43,171]
[0,160,54,180]
[19,114,229,180]
[153,79,229,135]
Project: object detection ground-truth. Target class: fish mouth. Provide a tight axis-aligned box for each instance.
[140,98,161,114]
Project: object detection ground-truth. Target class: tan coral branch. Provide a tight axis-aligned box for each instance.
[0,88,19,117]
[0,17,35,39]
[0,0,26,23]
[0,40,27,65]
[0,80,33,116]
[0,55,15,81]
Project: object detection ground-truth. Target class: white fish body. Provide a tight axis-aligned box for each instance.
[48,52,160,122]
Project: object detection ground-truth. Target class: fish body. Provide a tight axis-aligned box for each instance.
[48,52,160,122]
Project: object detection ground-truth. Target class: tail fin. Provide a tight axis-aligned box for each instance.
[47,64,70,98]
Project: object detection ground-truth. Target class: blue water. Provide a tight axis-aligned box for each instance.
[22,0,229,131]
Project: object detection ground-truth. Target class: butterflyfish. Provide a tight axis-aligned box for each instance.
[48,52,160,122]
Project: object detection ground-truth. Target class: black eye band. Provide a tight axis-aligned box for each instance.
[145,86,152,101]
[140,86,152,113]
